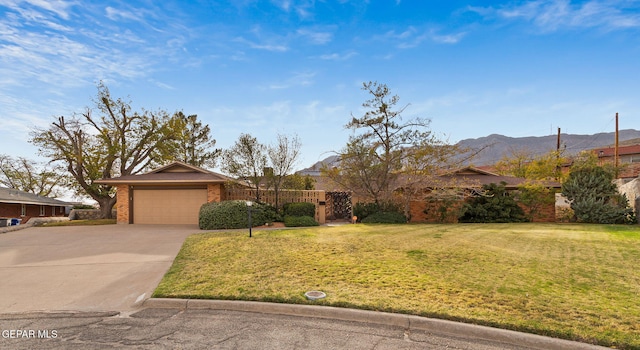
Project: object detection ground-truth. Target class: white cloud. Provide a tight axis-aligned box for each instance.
[297,28,334,45]
[474,0,640,32]
[268,72,316,90]
[105,6,142,22]
[317,51,357,61]
[22,0,73,19]
[234,36,289,52]
[0,0,205,91]
[376,26,466,48]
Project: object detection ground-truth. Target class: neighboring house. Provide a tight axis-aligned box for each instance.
[594,144,640,179]
[95,162,235,225]
[312,166,561,223]
[0,187,71,224]
[407,167,561,223]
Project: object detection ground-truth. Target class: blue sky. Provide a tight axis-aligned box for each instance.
[1,0,639,171]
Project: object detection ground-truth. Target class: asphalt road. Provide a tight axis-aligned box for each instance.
[0,308,542,350]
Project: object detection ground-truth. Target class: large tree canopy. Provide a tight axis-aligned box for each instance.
[162,112,221,168]
[0,154,68,197]
[30,83,190,218]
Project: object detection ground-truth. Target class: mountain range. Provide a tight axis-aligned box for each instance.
[298,129,640,175]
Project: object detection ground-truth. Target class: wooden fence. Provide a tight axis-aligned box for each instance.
[225,188,326,223]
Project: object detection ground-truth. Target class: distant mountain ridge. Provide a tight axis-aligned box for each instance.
[298,129,640,174]
[459,129,640,166]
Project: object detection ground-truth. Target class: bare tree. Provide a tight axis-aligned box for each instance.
[267,133,302,211]
[221,133,267,202]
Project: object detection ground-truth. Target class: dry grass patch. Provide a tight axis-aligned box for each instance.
[41,219,116,226]
[154,223,640,349]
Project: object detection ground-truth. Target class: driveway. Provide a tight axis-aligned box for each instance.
[0,225,196,313]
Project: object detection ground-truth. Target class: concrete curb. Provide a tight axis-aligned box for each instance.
[0,222,34,234]
[142,298,607,350]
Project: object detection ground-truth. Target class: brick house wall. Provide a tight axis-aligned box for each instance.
[116,185,130,224]
[518,200,557,222]
[0,202,66,224]
[409,199,466,223]
[207,184,225,202]
[408,193,557,223]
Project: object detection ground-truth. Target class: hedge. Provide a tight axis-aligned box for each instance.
[353,201,403,222]
[199,200,275,230]
[283,202,316,218]
[360,211,407,224]
[284,215,319,227]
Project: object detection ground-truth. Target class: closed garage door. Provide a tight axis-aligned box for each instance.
[133,188,207,225]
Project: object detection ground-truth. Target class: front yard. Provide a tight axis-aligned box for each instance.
[154,223,640,349]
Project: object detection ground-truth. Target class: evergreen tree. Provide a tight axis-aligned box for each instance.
[459,182,528,223]
[562,166,635,224]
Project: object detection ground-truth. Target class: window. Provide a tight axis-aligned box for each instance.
[40,205,45,216]
[21,204,26,217]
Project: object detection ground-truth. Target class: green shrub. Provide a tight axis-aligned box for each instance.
[199,200,272,230]
[361,211,407,224]
[258,203,281,223]
[284,215,319,227]
[73,204,96,209]
[353,201,403,222]
[459,182,529,223]
[283,202,316,218]
[562,166,636,224]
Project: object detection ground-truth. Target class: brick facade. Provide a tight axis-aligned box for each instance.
[409,199,465,223]
[207,184,225,203]
[0,202,66,224]
[408,194,557,223]
[116,185,130,224]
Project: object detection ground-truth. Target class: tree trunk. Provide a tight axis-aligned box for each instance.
[96,196,118,219]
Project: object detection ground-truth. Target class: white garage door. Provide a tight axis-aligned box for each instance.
[133,188,208,225]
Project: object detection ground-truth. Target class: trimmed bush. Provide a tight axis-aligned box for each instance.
[353,201,403,222]
[199,200,272,230]
[283,202,316,218]
[284,215,319,227]
[361,211,407,224]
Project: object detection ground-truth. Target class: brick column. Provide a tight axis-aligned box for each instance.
[116,185,130,224]
[207,184,223,203]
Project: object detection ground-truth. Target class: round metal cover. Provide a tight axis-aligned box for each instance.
[304,291,326,300]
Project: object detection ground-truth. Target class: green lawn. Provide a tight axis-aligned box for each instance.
[40,219,117,226]
[154,223,640,349]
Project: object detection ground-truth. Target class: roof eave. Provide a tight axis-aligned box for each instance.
[94,179,228,185]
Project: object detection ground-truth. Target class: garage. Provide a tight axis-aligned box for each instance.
[95,162,235,225]
[132,187,208,225]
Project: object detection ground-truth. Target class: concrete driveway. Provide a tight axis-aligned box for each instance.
[0,225,196,313]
